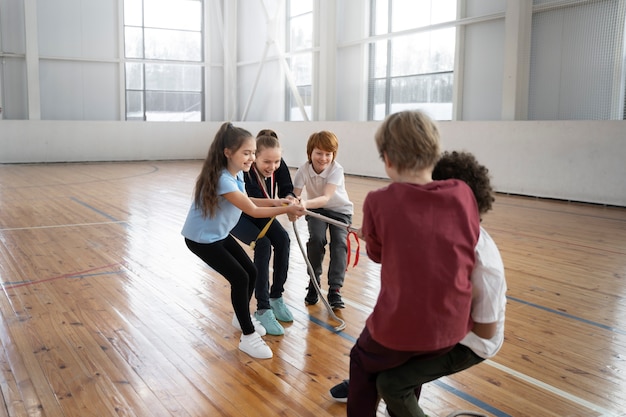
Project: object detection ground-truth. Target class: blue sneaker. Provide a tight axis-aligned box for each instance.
[270,297,294,322]
[254,309,284,336]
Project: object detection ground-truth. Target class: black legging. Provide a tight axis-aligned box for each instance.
[185,235,257,334]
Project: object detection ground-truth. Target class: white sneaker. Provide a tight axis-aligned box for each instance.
[239,332,273,359]
[232,313,267,336]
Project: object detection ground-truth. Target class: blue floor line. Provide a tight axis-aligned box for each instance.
[506,295,626,335]
[70,197,126,225]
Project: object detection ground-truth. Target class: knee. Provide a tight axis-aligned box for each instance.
[274,240,290,258]
[307,232,326,246]
[376,372,391,398]
[254,237,272,256]
[376,372,408,402]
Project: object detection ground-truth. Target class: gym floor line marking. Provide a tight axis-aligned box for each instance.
[484,360,616,417]
[3,163,160,190]
[324,289,626,337]
[507,295,626,335]
[0,220,127,232]
[70,197,124,223]
[432,379,512,417]
[1,264,122,289]
[1,197,127,231]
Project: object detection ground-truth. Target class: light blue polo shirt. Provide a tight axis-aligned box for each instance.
[181,169,245,244]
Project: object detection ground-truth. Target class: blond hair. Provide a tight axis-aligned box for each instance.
[374,110,440,173]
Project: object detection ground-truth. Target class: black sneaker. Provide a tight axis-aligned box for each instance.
[304,282,319,305]
[328,288,345,309]
[330,379,349,402]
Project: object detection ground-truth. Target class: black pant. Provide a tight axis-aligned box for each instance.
[185,236,257,334]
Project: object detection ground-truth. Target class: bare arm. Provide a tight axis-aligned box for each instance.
[249,197,292,207]
[223,191,303,218]
[472,321,497,339]
[301,183,337,209]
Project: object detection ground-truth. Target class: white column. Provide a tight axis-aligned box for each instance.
[452,0,467,121]
[317,0,337,121]
[223,0,238,120]
[117,0,126,120]
[24,0,41,120]
[501,0,532,120]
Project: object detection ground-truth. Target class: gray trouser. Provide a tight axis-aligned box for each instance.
[305,208,352,289]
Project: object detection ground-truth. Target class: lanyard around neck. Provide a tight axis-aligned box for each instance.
[252,165,275,199]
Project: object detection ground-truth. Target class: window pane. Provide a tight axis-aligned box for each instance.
[124,0,143,26]
[373,0,389,35]
[390,74,453,119]
[368,0,457,121]
[145,64,202,91]
[124,27,144,58]
[392,0,431,31]
[431,0,456,24]
[373,79,387,121]
[144,0,202,30]
[429,28,456,72]
[126,90,144,120]
[123,0,204,122]
[290,14,313,51]
[125,62,144,89]
[144,28,202,61]
[390,74,453,104]
[289,85,312,121]
[290,53,312,85]
[145,91,202,121]
[290,0,312,17]
[391,0,456,31]
[391,28,455,76]
[391,33,429,76]
[373,40,388,78]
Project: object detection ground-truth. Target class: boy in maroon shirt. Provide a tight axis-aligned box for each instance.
[347,110,480,416]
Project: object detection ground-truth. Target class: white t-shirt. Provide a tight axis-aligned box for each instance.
[459,226,507,358]
[293,161,353,215]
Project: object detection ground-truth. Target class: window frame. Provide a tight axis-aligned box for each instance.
[123,0,205,122]
[367,0,456,121]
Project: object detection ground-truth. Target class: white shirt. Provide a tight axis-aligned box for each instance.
[293,161,353,215]
[459,227,507,358]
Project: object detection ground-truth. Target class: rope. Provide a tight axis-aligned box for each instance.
[292,220,346,332]
[304,209,360,268]
[250,216,275,250]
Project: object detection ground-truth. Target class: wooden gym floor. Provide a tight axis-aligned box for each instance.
[0,160,624,417]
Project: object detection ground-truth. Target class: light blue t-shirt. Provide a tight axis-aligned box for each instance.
[181,169,245,244]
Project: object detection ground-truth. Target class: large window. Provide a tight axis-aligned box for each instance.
[124,0,203,121]
[285,1,313,121]
[368,0,456,121]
